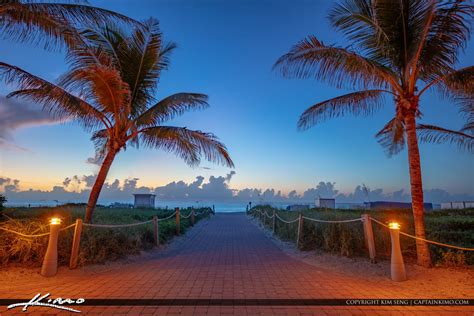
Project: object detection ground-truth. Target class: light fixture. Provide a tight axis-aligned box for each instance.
[50,217,62,225]
[388,222,400,230]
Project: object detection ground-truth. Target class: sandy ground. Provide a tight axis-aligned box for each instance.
[249,216,474,298]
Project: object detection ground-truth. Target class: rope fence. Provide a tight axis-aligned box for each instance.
[370,217,474,252]
[250,208,474,254]
[179,212,193,219]
[158,211,178,222]
[0,222,77,238]
[275,213,299,224]
[83,220,154,228]
[302,216,362,224]
[1,207,213,275]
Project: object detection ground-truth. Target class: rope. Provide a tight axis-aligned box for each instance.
[157,212,177,222]
[179,212,193,219]
[83,220,153,228]
[303,216,362,224]
[0,222,77,238]
[0,227,50,238]
[275,213,299,224]
[60,223,77,231]
[370,218,474,252]
[264,211,273,219]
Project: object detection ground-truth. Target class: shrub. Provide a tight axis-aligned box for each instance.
[0,205,211,267]
[0,194,6,213]
[249,206,474,266]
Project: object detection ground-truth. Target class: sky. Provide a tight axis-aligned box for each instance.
[0,0,473,205]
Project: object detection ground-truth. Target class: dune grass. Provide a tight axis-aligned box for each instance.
[249,205,474,267]
[0,204,212,267]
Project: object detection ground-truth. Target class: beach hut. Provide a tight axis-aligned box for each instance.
[133,194,155,208]
[315,198,336,209]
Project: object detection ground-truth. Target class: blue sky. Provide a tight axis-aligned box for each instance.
[0,0,473,202]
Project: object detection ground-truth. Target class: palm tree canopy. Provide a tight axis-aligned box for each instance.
[274,0,473,155]
[0,0,139,49]
[0,18,234,168]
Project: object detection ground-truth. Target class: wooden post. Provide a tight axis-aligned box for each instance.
[272,210,276,233]
[175,207,180,235]
[362,214,376,263]
[296,213,304,249]
[191,209,195,226]
[69,218,83,270]
[153,216,159,246]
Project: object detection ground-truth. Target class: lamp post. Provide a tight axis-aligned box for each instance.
[41,217,62,277]
[388,222,407,282]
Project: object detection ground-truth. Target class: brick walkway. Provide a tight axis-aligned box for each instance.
[1,213,472,315]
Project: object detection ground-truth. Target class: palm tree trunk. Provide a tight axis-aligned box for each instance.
[84,148,118,223]
[404,111,432,267]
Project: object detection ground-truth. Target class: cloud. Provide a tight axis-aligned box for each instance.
[86,156,102,166]
[0,97,61,148]
[1,174,473,205]
[225,171,236,182]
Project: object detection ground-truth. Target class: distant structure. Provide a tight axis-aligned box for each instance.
[441,201,474,209]
[133,194,155,208]
[364,201,433,210]
[110,202,133,208]
[286,204,310,212]
[315,198,336,209]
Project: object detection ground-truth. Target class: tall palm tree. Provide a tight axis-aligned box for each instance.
[0,19,234,222]
[418,102,474,152]
[274,0,473,267]
[1,0,138,49]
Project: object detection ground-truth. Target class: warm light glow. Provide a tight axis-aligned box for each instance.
[388,222,400,230]
[50,217,62,225]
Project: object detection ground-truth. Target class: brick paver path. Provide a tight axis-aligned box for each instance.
[1,213,472,315]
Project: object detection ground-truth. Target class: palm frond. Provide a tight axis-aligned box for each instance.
[25,3,139,27]
[441,66,474,95]
[0,1,74,49]
[417,123,474,152]
[135,93,209,127]
[297,89,387,130]
[0,1,140,49]
[90,128,110,161]
[419,0,472,81]
[60,65,131,116]
[0,61,107,130]
[329,0,434,73]
[139,126,234,167]
[118,18,176,115]
[328,0,390,65]
[274,35,398,90]
[422,66,474,106]
[75,26,127,70]
[376,117,406,156]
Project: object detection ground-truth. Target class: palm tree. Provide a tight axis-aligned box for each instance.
[1,0,137,49]
[418,103,474,152]
[274,0,473,267]
[0,19,234,222]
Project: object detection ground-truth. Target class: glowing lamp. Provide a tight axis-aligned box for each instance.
[388,220,406,281]
[388,222,400,230]
[42,217,62,277]
[50,217,62,225]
